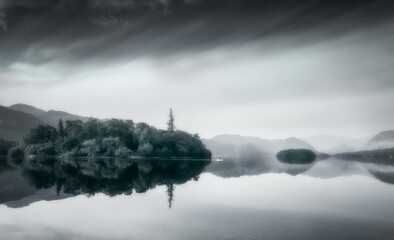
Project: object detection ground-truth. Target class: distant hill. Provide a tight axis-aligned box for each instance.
[302,134,368,154]
[9,104,89,127]
[203,134,316,157]
[0,106,45,141]
[364,130,394,150]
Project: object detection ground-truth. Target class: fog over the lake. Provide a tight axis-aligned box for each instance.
[1,0,394,138]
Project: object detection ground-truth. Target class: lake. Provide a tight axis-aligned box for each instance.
[1,156,394,240]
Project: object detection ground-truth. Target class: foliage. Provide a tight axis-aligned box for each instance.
[61,137,80,151]
[101,137,124,156]
[115,147,133,158]
[23,125,58,144]
[25,142,56,156]
[65,120,83,138]
[0,137,15,156]
[134,129,211,158]
[79,139,101,157]
[58,119,65,137]
[18,118,211,158]
[276,149,316,164]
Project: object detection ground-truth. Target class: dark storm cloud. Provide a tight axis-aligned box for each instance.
[0,0,393,68]
[0,0,6,31]
[1,1,394,139]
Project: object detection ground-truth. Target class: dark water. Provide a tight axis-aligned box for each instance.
[1,156,394,240]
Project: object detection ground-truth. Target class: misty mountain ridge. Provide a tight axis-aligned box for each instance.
[364,130,394,150]
[203,134,316,158]
[0,106,45,141]
[0,103,90,141]
[302,134,369,154]
[9,103,89,127]
[204,131,394,157]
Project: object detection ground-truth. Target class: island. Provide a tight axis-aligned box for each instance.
[4,109,212,159]
[276,149,316,164]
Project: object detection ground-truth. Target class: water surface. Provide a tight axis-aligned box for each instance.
[1,156,394,240]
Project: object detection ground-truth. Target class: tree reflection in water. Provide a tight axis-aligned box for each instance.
[7,156,211,208]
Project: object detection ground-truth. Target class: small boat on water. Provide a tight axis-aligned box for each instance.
[216,158,223,162]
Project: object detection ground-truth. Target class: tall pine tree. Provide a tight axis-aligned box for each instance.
[167,108,175,133]
[58,119,65,137]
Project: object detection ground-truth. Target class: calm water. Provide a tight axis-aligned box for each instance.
[1,156,394,240]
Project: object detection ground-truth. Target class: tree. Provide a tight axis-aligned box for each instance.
[167,108,175,133]
[65,120,83,137]
[0,137,14,156]
[58,119,65,137]
[82,118,101,139]
[24,125,58,144]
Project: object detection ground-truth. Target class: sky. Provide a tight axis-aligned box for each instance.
[1,0,394,139]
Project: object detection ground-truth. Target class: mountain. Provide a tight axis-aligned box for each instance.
[203,134,316,157]
[364,130,394,150]
[302,134,369,154]
[0,106,45,141]
[9,103,90,127]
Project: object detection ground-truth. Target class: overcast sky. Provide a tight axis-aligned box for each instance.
[1,0,394,139]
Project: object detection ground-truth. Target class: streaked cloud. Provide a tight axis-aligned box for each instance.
[1,0,394,138]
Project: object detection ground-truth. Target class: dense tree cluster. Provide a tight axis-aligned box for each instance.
[16,118,211,158]
[0,137,15,156]
[276,149,316,164]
